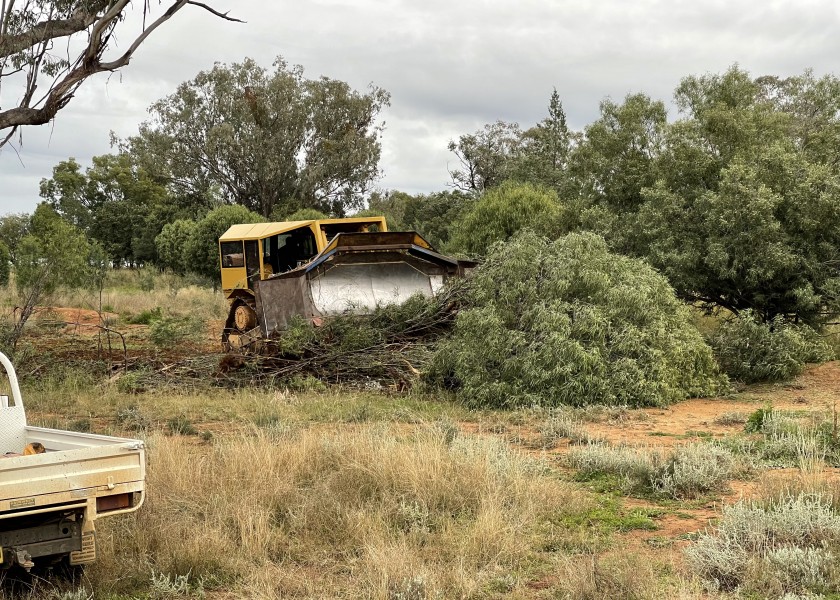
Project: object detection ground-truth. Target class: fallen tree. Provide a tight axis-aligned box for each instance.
[428,231,725,408]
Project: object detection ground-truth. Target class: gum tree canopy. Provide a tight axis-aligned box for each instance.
[0,0,239,147]
[123,57,391,218]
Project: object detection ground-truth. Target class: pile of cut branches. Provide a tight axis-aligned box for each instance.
[243,284,465,389]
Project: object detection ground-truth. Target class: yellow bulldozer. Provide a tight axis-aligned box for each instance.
[218,216,472,350]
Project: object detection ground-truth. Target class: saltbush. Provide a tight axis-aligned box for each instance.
[686,494,840,595]
[430,231,724,408]
[568,442,735,499]
[708,310,833,383]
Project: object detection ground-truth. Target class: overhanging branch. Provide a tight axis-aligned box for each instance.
[0,1,242,147]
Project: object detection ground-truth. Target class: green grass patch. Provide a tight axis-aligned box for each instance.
[557,497,659,533]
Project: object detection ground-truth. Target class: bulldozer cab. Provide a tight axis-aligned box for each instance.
[219,217,387,299]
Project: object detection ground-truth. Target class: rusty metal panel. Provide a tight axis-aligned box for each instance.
[255,276,318,336]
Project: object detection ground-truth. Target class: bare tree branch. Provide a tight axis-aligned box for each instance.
[0,1,111,59]
[0,0,241,148]
[185,1,242,23]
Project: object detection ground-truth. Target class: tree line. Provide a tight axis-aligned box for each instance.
[3,62,840,333]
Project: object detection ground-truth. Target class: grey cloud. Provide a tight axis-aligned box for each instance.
[3,0,840,215]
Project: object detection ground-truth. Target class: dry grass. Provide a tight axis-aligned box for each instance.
[85,425,592,598]
[22,380,468,437]
[553,551,698,600]
[55,274,227,321]
[2,269,227,324]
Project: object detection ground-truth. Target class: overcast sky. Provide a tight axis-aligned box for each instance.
[2,0,840,216]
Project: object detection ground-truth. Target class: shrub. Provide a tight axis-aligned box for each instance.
[149,315,205,347]
[448,181,566,256]
[708,310,833,383]
[430,231,724,408]
[652,443,735,499]
[166,414,197,436]
[686,494,840,595]
[732,408,836,468]
[537,409,596,447]
[129,306,163,325]
[569,442,736,499]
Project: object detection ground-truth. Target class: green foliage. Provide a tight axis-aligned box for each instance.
[129,307,163,325]
[430,231,723,408]
[275,208,329,221]
[745,406,774,433]
[449,181,565,256]
[0,240,10,287]
[116,372,150,395]
[39,157,90,229]
[16,203,91,293]
[708,310,833,383]
[637,67,840,325]
[367,190,474,250]
[558,497,658,532]
[149,315,205,348]
[441,67,840,327]
[126,56,390,217]
[155,219,197,274]
[448,120,523,193]
[7,204,92,348]
[183,205,264,280]
[573,94,666,214]
[166,414,198,436]
[570,93,667,255]
[508,88,573,192]
[40,153,173,265]
[0,213,30,262]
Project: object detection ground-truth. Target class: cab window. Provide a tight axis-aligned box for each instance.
[264,227,317,273]
[220,241,244,268]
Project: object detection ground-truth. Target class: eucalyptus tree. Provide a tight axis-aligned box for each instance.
[125,57,390,218]
[447,120,523,193]
[40,153,172,265]
[639,66,840,325]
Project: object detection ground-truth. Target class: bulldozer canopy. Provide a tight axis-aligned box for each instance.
[219,217,387,242]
